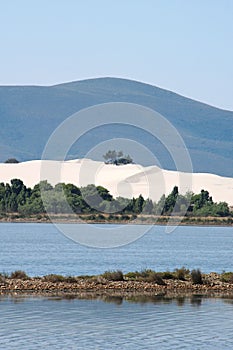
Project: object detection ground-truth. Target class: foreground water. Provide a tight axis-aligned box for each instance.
[1,223,233,349]
[0,223,233,275]
[1,295,233,349]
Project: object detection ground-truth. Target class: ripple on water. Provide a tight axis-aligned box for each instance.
[1,296,233,349]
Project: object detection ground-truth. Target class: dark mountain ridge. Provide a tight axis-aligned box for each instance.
[0,77,232,176]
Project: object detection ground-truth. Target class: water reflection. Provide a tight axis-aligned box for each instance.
[1,293,233,350]
[1,293,233,306]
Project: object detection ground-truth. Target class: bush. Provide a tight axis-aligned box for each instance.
[137,269,150,279]
[10,270,29,280]
[191,269,203,284]
[134,269,166,285]
[102,270,124,281]
[159,271,175,280]
[42,274,78,283]
[174,267,190,281]
[146,271,166,285]
[124,271,138,280]
[43,274,66,282]
[220,272,233,283]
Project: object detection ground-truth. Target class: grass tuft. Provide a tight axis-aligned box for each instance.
[10,270,29,280]
[101,270,124,281]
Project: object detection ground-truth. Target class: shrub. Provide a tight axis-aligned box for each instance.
[102,270,124,281]
[146,271,166,285]
[135,269,166,285]
[124,271,138,280]
[159,271,175,280]
[220,272,233,283]
[43,274,66,283]
[191,269,203,284]
[174,267,190,281]
[10,270,29,280]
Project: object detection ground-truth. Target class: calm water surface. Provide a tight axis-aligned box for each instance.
[1,223,233,349]
[0,223,232,275]
[1,295,233,349]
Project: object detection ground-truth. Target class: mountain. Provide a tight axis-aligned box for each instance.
[0,77,232,176]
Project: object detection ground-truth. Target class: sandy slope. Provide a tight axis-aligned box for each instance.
[0,159,232,205]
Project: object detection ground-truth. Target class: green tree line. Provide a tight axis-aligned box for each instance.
[0,179,231,217]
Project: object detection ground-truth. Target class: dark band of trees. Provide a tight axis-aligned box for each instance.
[0,179,231,217]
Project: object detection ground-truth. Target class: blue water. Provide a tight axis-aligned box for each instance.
[1,223,233,349]
[1,295,233,349]
[0,223,232,276]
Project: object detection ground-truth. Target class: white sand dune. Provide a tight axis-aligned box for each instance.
[0,159,232,205]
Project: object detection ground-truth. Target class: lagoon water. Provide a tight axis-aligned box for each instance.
[1,295,233,349]
[1,223,233,349]
[0,223,233,276]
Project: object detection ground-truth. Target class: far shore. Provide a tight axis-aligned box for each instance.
[0,213,232,227]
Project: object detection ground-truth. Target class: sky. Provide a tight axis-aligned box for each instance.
[0,0,233,110]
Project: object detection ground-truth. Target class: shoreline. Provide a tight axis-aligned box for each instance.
[1,273,233,297]
[0,214,232,227]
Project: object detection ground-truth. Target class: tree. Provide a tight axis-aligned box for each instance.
[63,183,81,196]
[116,154,133,165]
[80,184,112,211]
[0,183,6,211]
[103,150,133,165]
[103,150,118,163]
[143,198,153,214]
[96,186,113,201]
[214,202,230,217]
[11,179,25,196]
[4,179,28,212]
[4,158,19,163]
[163,186,179,214]
[153,194,166,215]
[191,189,212,210]
[133,194,145,214]
[39,180,53,192]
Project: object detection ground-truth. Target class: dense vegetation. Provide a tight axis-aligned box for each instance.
[0,179,231,218]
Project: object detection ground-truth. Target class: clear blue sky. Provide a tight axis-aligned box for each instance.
[1,0,233,110]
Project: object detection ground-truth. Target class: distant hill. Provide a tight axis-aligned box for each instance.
[0,77,232,176]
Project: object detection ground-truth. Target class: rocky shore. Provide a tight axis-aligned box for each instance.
[1,273,233,297]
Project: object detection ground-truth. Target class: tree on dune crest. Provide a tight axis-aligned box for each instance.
[103,150,133,165]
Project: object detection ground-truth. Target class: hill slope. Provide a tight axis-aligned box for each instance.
[0,77,232,176]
